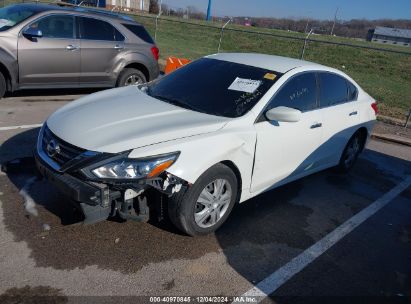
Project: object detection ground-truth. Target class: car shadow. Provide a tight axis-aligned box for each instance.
[5,88,103,98]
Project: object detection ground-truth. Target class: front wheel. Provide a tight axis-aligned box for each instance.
[168,164,238,236]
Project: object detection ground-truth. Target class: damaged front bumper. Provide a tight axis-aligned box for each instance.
[35,155,113,224]
[34,124,186,224]
[35,152,186,224]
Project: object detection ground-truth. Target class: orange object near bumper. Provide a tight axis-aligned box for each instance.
[164,56,191,75]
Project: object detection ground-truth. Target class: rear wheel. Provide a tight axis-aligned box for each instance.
[168,164,238,236]
[117,68,146,87]
[0,72,6,98]
[337,131,364,172]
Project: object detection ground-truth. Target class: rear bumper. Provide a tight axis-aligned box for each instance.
[35,154,111,224]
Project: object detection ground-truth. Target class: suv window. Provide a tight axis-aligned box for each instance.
[319,72,349,107]
[268,72,317,112]
[122,23,154,44]
[79,17,124,41]
[29,15,74,39]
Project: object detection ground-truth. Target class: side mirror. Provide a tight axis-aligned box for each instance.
[265,106,302,123]
[23,28,43,39]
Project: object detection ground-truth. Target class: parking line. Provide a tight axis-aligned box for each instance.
[0,124,42,131]
[238,175,411,302]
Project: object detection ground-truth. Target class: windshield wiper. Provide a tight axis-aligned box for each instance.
[151,95,198,112]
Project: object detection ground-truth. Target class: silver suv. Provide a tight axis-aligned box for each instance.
[0,3,160,98]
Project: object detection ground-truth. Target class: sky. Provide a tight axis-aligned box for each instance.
[160,0,411,20]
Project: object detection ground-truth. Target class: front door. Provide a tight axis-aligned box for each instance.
[251,72,323,193]
[18,14,80,86]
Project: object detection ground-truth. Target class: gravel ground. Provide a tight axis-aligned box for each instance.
[373,121,411,140]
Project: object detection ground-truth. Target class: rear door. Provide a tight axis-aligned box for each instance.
[77,16,125,85]
[251,72,323,193]
[316,72,360,167]
[18,14,80,86]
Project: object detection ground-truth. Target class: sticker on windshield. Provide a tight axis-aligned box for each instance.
[264,73,277,80]
[228,77,262,94]
[0,19,13,29]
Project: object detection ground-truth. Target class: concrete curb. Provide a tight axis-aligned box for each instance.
[377,115,407,127]
[371,133,411,147]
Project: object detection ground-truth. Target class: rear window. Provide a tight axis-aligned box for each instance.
[122,23,154,44]
[347,81,358,101]
[319,72,349,107]
[147,58,283,118]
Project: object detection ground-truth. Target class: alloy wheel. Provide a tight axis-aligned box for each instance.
[194,179,232,228]
[344,136,360,167]
[124,74,144,86]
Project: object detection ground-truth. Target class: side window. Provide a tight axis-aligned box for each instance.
[347,81,358,101]
[79,17,123,41]
[319,73,349,107]
[114,27,125,42]
[29,15,74,39]
[269,72,317,112]
[122,23,154,44]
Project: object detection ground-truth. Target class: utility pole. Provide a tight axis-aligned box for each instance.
[330,7,339,36]
[206,0,212,21]
[304,18,310,33]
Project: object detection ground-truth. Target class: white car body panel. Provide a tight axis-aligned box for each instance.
[45,53,377,204]
[251,109,323,193]
[47,86,229,153]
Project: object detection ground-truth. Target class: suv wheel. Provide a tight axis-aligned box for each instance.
[337,131,364,172]
[117,68,146,87]
[0,72,6,98]
[168,164,238,236]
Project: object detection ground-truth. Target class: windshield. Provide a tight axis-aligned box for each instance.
[147,58,282,118]
[0,4,43,32]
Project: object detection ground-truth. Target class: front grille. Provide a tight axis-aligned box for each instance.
[42,126,86,167]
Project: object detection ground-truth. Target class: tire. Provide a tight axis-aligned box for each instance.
[168,163,238,236]
[336,131,364,173]
[117,68,146,87]
[0,72,6,99]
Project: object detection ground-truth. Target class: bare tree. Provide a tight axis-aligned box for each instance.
[149,0,159,14]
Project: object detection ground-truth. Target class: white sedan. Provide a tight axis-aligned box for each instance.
[35,53,377,236]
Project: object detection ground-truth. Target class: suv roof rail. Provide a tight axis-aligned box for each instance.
[50,1,135,21]
[52,1,78,7]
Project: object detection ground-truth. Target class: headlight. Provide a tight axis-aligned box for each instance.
[91,152,179,179]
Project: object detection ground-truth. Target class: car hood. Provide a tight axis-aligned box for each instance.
[47,86,230,153]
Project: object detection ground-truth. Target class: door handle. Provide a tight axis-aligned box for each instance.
[349,111,358,116]
[114,44,124,50]
[66,45,79,51]
[310,123,322,129]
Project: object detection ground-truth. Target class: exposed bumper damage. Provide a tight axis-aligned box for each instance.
[35,154,187,224]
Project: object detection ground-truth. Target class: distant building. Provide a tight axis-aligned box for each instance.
[106,0,150,12]
[367,26,411,47]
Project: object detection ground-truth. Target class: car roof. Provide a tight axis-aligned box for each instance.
[11,2,136,22]
[207,53,327,74]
